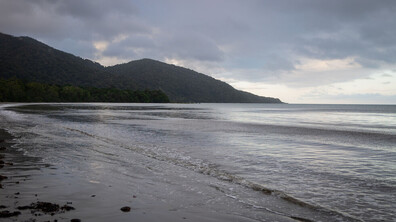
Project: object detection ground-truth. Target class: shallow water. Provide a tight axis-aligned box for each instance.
[1,103,395,221]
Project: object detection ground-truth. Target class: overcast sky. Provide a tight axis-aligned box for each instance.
[1,0,396,104]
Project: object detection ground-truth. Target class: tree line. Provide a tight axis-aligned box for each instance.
[0,78,170,103]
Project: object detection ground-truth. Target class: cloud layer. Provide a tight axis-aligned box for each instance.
[1,0,395,103]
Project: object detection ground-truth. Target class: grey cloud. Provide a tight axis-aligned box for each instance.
[1,0,396,87]
[242,0,396,70]
[53,0,137,19]
[162,32,224,62]
[260,54,296,72]
[0,0,147,41]
[102,31,224,62]
[102,35,155,58]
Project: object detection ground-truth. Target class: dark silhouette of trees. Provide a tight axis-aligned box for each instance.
[0,78,170,103]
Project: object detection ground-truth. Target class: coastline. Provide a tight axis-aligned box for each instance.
[0,128,79,221]
[1,103,371,222]
[0,127,272,222]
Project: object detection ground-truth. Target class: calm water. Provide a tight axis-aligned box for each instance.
[1,103,395,221]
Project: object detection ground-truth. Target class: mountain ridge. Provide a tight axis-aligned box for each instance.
[0,32,282,103]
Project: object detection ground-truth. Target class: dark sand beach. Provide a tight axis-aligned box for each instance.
[3,103,391,222]
[0,128,290,222]
[1,128,76,222]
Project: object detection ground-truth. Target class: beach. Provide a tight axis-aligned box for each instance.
[0,128,256,222]
[0,125,328,222]
[0,126,321,222]
[2,103,395,221]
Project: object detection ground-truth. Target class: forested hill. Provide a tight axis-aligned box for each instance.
[0,33,117,88]
[0,32,282,103]
[0,78,169,103]
[105,59,282,103]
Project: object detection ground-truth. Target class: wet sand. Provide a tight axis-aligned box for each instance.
[3,103,384,221]
[1,128,297,222]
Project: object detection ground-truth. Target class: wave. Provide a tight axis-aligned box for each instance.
[64,126,361,222]
[237,121,396,138]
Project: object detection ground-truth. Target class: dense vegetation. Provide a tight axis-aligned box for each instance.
[106,59,282,103]
[0,78,169,103]
[0,32,282,103]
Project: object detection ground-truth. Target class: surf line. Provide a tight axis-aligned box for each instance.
[63,126,361,222]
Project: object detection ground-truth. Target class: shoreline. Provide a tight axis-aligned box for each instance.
[0,103,371,222]
[0,127,271,222]
[0,103,366,222]
[1,128,80,221]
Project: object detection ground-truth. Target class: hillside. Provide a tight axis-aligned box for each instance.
[0,32,282,103]
[106,59,281,103]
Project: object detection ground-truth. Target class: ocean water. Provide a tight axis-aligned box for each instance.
[1,103,395,221]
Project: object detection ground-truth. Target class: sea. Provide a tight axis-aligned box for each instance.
[0,103,395,221]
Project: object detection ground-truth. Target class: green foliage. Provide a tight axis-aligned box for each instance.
[0,78,170,103]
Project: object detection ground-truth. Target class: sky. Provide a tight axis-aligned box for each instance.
[1,0,396,104]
